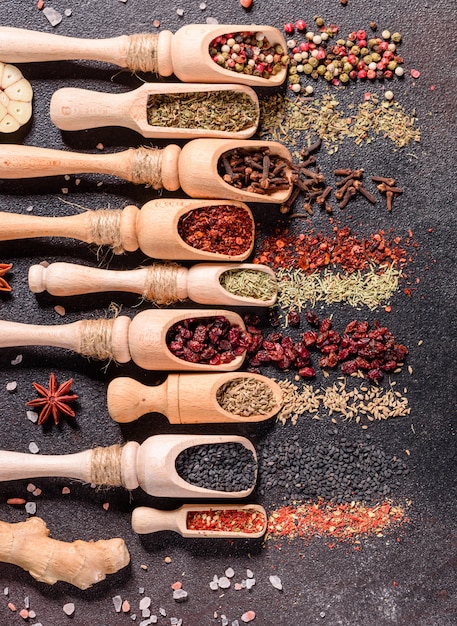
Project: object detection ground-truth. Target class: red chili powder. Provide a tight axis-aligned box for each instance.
[266,499,408,543]
[254,225,411,273]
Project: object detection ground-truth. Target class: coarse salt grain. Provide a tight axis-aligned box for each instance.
[43,7,62,26]
[241,611,256,623]
[63,602,75,616]
[54,305,66,316]
[176,8,184,16]
[269,575,283,590]
[29,442,39,454]
[11,354,22,365]
[113,595,122,613]
[6,381,17,392]
[25,502,37,515]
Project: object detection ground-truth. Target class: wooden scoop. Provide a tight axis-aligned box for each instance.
[132,504,267,538]
[28,262,277,307]
[0,140,294,204]
[0,199,255,261]
[107,372,282,424]
[0,309,247,372]
[0,434,257,499]
[0,24,287,87]
[50,83,259,139]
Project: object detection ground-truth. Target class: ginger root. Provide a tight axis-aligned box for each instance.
[0,517,130,589]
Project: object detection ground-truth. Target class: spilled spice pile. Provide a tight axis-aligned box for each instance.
[276,264,401,311]
[276,378,410,426]
[253,225,409,272]
[257,432,409,503]
[186,508,266,534]
[259,92,420,151]
[147,90,258,132]
[216,376,277,417]
[266,499,408,543]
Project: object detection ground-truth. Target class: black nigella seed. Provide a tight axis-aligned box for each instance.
[175,442,256,492]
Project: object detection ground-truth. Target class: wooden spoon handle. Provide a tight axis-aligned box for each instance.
[0,27,131,66]
[131,507,180,534]
[0,211,94,243]
[28,262,148,297]
[50,87,139,132]
[0,449,93,483]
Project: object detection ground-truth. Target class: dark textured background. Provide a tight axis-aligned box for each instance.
[0,1,456,624]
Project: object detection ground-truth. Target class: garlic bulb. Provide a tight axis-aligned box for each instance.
[0,62,33,133]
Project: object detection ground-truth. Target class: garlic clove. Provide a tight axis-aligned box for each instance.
[4,78,34,103]
[1,63,24,89]
[0,61,33,133]
[7,100,32,126]
[0,114,21,133]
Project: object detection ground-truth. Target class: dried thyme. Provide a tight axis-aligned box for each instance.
[216,377,277,417]
[276,265,401,312]
[219,269,277,301]
[147,91,258,132]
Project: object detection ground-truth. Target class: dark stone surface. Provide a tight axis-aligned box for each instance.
[0,1,455,624]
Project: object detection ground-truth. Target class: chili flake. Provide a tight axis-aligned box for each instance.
[266,499,408,543]
[186,508,267,534]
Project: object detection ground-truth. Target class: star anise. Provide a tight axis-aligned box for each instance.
[26,373,79,425]
[0,263,12,292]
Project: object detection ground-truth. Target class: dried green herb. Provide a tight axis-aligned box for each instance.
[216,377,277,417]
[219,269,277,300]
[259,92,420,150]
[147,91,258,132]
[276,264,401,313]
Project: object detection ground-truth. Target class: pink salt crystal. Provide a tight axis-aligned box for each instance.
[19,609,29,619]
[103,502,110,511]
[33,488,42,497]
[122,600,130,613]
[62,487,71,495]
[410,69,420,78]
[7,602,16,611]
[241,610,256,622]
[171,581,182,590]
[54,305,66,317]
[153,19,161,27]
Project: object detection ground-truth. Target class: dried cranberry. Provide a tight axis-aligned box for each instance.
[366,368,383,382]
[287,310,301,327]
[268,309,280,327]
[354,357,371,370]
[299,367,316,378]
[381,360,397,371]
[305,310,320,327]
[341,360,359,375]
[319,318,332,332]
[302,331,318,347]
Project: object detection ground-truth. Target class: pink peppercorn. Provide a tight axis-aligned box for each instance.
[367,69,377,79]
[358,69,367,79]
[284,23,294,34]
[357,30,367,39]
[316,49,326,60]
[296,19,306,30]
[299,41,309,51]
[347,53,357,65]
[358,39,367,48]
[379,41,389,51]
[383,70,394,79]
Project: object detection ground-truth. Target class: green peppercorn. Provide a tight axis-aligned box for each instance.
[276,44,285,54]
[216,54,225,65]
[271,63,282,75]
[387,60,397,70]
[360,47,369,56]
[303,63,314,74]
[391,32,402,43]
[346,40,353,48]
[314,17,324,27]
[343,62,353,73]
[324,70,333,81]
[235,63,244,72]
[308,56,319,68]
[337,38,346,46]
[243,65,253,75]
[289,66,298,75]
[281,55,290,65]
[368,38,379,48]
[340,73,350,83]
[351,45,361,55]
[363,55,372,65]
[371,52,381,62]
[289,73,300,84]
[317,64,327,75]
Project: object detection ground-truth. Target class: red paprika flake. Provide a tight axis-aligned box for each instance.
[254,225,411,273]
[266,499,408,544]
[186,508,267,533]
[178,205,253,256]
